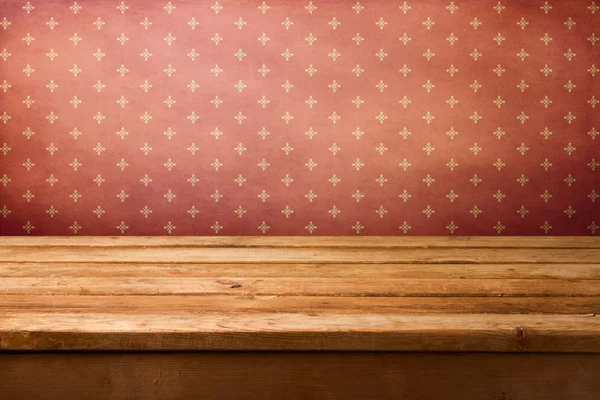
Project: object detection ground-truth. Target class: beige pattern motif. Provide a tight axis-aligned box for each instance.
[0,0,598,235]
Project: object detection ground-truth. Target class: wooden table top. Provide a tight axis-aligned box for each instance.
[1,236,599,352]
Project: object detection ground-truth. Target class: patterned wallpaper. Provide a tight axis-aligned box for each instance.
[0,0,598,235]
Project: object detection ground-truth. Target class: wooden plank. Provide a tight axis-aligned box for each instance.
[2,236,600,248]
[1,246,599,263]
[1,277,599,297]
[1,237,597,354]
[2,262,600,279]
[1,352,599,400]
[1,312,599,351]
[0,295,597,315]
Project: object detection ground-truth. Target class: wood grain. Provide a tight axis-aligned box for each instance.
[1,276,599,297]
[0,236,598,352]
[2,246,600,263]
[1,295,597,315]
[2,262,599,279]
[2,236,599,248]
[1,312,600,351]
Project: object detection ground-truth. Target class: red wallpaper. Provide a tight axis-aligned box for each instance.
[0,0,598,235]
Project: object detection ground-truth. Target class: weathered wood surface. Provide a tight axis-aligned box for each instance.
[3,246,600,263]
[2,312,600,351]
[1,352,599,400]
[0,237,599,352]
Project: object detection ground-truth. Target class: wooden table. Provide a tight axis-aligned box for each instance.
[1,237,599,399]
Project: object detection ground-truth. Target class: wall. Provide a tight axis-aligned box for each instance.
[0,0,598,235]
